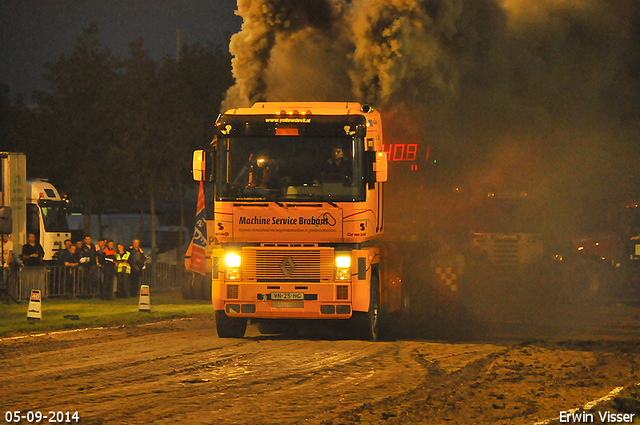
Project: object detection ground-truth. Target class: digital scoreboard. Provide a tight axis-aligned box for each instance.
[382,144,435,171]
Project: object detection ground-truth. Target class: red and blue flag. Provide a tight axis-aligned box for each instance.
[190,181,207,275]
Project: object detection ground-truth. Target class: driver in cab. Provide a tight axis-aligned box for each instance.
[323,145,352,185]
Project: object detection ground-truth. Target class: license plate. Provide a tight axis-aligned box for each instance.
[271,292,304,300]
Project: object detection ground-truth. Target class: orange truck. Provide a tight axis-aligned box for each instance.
[191,102,405,339]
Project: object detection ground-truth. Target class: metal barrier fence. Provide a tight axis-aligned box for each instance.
[1,263,186,301]
[141,262,187,289]
[3,267,47,300]
[48,266,90,298]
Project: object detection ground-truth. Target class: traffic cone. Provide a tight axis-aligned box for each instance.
[26,289,42,320]
[138,285,151,312]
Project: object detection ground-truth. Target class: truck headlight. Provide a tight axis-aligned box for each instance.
[225,253,241,280]
[335,254,351,281]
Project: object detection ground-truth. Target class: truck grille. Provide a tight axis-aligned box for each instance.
[491,239,520,270]
[473,233,543,271]
[242,247,334,282]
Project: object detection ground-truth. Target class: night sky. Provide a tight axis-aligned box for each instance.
[0,0,242,99]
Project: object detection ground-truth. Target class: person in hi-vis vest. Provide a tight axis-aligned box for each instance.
[116,243,132,298]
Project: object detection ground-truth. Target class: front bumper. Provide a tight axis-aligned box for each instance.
[218,282,352,319]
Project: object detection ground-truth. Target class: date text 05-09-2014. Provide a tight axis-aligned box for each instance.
[4,411,80,423]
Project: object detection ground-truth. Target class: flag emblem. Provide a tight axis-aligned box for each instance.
[191,181,207,275]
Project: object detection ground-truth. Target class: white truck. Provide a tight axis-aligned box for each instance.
[1,152,71,263]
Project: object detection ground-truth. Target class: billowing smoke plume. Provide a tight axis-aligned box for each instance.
[225,0,351,106]
[349,0,466,106]
[224,0,640,220]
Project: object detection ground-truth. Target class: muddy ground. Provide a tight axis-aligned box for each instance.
[1,296,640,425]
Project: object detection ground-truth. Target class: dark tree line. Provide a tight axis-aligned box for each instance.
[1,23,232,238]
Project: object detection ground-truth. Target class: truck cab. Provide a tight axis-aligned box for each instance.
[1,153,70,263]
[26,179,71,261]
[193,102,393,339]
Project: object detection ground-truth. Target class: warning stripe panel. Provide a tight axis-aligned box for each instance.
[434,267,459,292]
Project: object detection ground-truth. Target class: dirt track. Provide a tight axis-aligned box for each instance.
[1,301,640,425]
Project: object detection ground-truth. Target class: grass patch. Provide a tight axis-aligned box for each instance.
[0,291,213,337]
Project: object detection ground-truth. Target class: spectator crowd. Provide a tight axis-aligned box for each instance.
[1,233,146,299]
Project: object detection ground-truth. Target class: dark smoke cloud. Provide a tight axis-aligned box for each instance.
[225,0,640,124]
[224,0,640,231]
[349,0,466,106]
[224,0,348,107]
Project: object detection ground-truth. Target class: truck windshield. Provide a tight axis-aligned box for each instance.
[38,200,69,232]
[216,136,365,202]
[472,198,542,234]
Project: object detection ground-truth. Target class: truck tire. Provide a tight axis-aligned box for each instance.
[352,275,380,341]
[215,310,247,338]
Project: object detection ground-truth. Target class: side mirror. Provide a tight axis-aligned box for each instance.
[193,150,205,181]
[363,150,387,187]
[374,151,388,182]
[363,150,376,188]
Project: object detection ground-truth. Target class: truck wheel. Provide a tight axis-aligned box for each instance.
[352,275,380,341]
[215,310,247,338]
